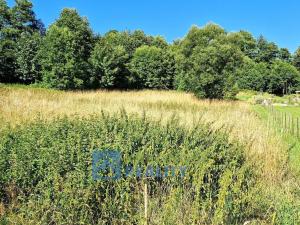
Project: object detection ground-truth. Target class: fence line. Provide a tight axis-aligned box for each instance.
[266,105,300,139]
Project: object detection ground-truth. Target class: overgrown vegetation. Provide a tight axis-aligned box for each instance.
[0,113,263,224]
[0,85,299,224]
[1,0,300,223]
[1,0,300,98]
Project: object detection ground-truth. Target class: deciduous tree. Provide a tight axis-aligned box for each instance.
[236,58,268,91]
[15,32,42,83]
[90,40,129,88]
[0,0,44,83]
[267,60,300,95]
[293,47,300,71]
[255,36,279,63]
[39,9,93,89]
[179,43,243,99]
[129,46,175,89]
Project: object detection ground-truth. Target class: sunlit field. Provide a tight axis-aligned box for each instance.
[1,0,300,223]
[0,85,299,224]
[0,85,287,178]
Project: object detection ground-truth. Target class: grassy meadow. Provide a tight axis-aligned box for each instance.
[0,85,299,224]
[1,1,300,224]
[273,106,300,117]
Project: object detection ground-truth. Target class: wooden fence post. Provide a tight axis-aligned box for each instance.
[284,113,287,132]
[297,117,300,138]
[144,182,148,225]
[292,115,294,135]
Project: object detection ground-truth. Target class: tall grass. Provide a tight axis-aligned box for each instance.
[0,85,287,183]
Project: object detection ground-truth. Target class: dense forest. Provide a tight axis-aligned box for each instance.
[1,0,300,99]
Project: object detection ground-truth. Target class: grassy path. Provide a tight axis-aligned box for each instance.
[253,105,300,176]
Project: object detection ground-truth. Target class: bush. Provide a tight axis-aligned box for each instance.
[0,113,262,224]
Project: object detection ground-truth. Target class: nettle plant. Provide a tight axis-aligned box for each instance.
[0,112,262,224]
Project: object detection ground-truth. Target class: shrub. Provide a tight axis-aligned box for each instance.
[0,113,261,224]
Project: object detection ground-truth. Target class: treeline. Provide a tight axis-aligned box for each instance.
[1,0,300,99]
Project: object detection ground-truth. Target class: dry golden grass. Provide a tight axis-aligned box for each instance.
[0,85,288,185]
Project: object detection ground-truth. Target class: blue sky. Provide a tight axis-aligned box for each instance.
[7,0,300,53]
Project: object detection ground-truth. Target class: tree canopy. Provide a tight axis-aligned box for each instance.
[129,46,175,89]
[0,0,44,83]
[1,1,300,98]
[39,9,93,89]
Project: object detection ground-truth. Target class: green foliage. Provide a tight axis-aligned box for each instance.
[237,58,300,95]
[0,0,43,83]
[236,58,268,91]
[173,52,190,91]
[151,36,168,49]
[100,30,157,57]
[175,24,258,99]
[177,42,243,99]
[129,46,175,89]
[293,47,300,71]
[180,23,226,57]
[0,113,262,224]
[39,26,84,89]
[279,48,292,63]
[267,60,300,95]
[39,9,93,89]
[125,30,153,54]
[10,0,44,35]
[15,32,42,83]
[1,1,299,97]
[90,40,129,88]
[0,0,15,83]
[0,34,17,83]
[55,8,93,59]
[226,31,257,58]
[89,30,169,89]
[255,35,279,63]
[175,27,299,97]
[0,0,10,31]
